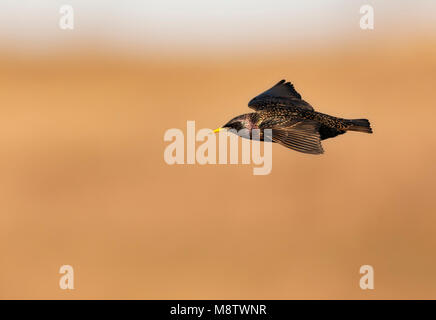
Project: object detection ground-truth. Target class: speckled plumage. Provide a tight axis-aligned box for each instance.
[219,80,373,154]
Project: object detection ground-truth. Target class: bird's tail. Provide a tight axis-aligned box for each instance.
[346,119,373,134]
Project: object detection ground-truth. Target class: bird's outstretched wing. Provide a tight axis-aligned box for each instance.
[248,80,314,111]
[271,120,323,154]
[261,117,323,154]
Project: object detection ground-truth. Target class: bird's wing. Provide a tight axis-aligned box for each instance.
[248,80,314,112]
[269,119,324,154]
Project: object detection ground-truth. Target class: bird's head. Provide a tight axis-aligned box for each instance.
[213,113,258,138]
[214,114,254,132]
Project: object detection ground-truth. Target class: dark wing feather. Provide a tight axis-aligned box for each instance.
[248,79,314,111]
[319,124,346,140]
[271,120,323,155]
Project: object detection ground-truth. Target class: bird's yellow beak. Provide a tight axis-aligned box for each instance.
[213,128,223,133]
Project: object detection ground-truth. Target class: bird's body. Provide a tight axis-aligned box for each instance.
[215,80,372,154]
[246,106,369,140]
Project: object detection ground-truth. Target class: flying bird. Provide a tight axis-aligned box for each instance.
[214,80,372,154]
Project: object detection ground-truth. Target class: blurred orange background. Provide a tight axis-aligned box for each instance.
[0,1,436,299]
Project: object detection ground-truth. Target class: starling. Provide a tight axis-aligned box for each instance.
[214,80,372,154]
